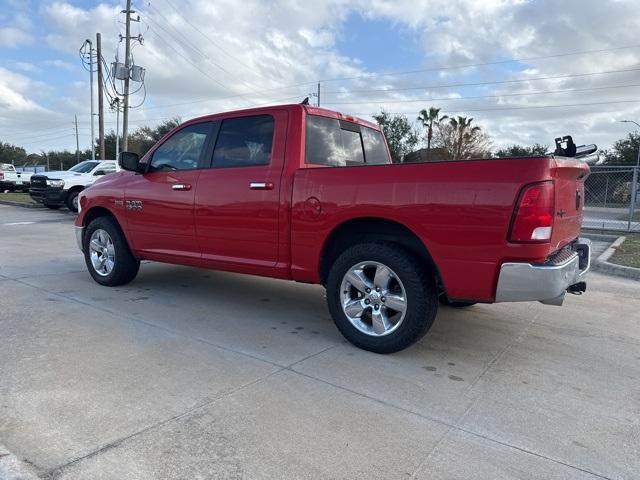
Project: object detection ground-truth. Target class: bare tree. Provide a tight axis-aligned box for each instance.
[435,116,491,160]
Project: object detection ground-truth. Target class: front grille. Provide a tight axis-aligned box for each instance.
[30,176,47,188]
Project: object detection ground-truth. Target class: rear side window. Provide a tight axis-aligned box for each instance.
[305,115,390,166]
[212,115,274,168]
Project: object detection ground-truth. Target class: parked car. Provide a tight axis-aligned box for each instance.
[0,163,33,192]
[74,104,591,353]
[29,160,118,212]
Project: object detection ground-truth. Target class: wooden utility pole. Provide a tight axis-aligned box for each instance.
[317,82,320,107]
[97,32,105,160]
[122,0,132,151]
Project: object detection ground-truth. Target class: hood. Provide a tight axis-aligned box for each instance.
[34,171,90,179]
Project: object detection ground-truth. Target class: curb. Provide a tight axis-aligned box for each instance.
[593,236,640,281]
[0,200,43,209]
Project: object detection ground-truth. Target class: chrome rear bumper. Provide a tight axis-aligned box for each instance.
[495,238,591,306]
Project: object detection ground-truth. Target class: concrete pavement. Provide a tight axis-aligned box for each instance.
[0,204,639,479]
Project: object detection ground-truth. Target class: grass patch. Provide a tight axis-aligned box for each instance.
[609,234,640,269]
[0,192,36,204]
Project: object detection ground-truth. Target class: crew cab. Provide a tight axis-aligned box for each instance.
[30,160,118,212]
[0,163,33,192]
[74,104,591,353]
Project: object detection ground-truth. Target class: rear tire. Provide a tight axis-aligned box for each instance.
[326,242,438,354]
[66,189,81,213]
[84,216,140,286]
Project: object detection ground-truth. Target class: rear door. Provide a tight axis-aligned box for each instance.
[550,157,590,251]
[194,111,287,267]
[124,121,213,259]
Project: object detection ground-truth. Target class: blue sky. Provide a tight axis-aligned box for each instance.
[1,0,640,154]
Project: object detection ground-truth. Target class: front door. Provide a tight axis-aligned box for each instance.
[195,111,287,268]
[125,121,213,259]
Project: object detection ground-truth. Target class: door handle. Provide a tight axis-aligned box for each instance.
[172,183,192,191]
[249,182,274,190]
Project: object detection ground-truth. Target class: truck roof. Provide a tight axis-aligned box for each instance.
[186,103,380,131]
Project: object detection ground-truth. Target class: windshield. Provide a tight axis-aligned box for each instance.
[1,164,15,171]
[69,161,100,173]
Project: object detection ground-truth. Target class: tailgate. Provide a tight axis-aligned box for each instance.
[550,157,590,251]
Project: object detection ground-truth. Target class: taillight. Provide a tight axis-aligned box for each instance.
[509,181,554,242]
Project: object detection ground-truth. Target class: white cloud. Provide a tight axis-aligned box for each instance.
[3,0,640,153]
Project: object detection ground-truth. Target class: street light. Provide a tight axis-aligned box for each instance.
[619,120,640,229]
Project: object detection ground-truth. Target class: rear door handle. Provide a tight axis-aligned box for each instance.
[249,182,274,190]
[172,183,192,191]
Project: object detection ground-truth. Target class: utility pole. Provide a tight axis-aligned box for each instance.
[87,39,96,161]
[122,0,133,151]
[74,115,80,163]
[317,82,321,107]
[97,32,105,160]
[115,98,120,159]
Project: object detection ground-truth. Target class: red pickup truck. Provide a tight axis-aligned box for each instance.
[75,104,591,353]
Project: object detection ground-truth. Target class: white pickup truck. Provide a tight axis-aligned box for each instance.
[29,160,118,212]
[0,163,34,192]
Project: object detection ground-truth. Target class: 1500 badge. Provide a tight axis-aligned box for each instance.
[123,200,143,211]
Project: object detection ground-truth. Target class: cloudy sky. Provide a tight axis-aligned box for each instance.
[1,0,639,155]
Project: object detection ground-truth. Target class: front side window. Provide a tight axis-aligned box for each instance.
[305,115,390,166]
[212,115,274,168]
[150,122,211,172]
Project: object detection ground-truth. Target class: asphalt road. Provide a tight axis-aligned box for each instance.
[1,204,639,480]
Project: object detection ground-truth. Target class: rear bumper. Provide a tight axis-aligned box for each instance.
[495,238,591,306]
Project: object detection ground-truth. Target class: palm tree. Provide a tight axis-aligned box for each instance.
[449,116,481,159]
[417,107,448,160]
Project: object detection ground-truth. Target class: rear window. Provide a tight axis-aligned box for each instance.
[305,114,390,166]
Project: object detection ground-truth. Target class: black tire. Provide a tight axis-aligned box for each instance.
[44,204,61,209]
[83,216,140,286]
[66,189,81,212]
[326,242,438,354]
[439,296,476,308]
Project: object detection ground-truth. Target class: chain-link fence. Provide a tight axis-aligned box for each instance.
[583,165,639,232]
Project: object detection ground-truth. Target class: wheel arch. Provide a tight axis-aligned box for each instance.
[319,217,446,295]
[81,206,134,254]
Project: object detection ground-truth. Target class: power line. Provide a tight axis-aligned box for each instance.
[349,98,640,116]
[316,44,640,83]
[324,83,640,105]
[145,2,262,94]
[161,0,261,80]
[321,67,640,95]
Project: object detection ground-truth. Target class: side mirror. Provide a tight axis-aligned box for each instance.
[119,151,142,172]
[94,170,106,176]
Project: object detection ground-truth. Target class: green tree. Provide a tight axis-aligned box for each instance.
[372,110,419,163]
[100,117,182,159]
[494,143,548,158]
[603,132,640,165]
[0,141,27,165]
[417,107,447,161]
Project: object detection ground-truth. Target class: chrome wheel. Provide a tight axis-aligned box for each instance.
[89,229,115,276]
[339,261,407,337]
[72,194,79,210]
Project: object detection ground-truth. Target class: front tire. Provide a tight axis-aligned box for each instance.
[44,204,61,210]
[326,243,438,354]
[66,189,81,212]
[84,216,140,286]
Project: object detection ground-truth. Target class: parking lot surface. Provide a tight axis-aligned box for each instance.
[1,204,639,480]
